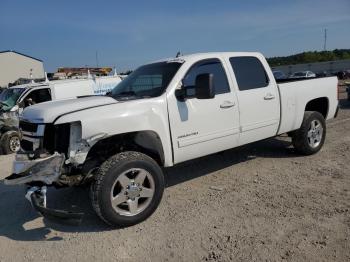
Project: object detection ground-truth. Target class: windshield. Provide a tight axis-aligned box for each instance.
[0,88,25,111]
[111,62,182,99]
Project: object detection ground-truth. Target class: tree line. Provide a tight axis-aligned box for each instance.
[267,49,350,67]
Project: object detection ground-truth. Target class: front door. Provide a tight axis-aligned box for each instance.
[18,87,52,113]
[168,58,240,164]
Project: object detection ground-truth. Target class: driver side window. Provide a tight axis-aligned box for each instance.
[183,59,230,96]
[23,88,52,108]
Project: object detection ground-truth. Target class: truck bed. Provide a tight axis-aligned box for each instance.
[277,76,338,135]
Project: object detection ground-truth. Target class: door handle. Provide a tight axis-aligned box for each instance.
[220,101,235,109]
[264,93,275,100]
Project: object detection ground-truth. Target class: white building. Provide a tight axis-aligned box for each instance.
[0,50,45,87]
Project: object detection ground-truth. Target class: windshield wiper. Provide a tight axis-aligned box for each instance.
[113,91,153,100]
[114,91,138,97]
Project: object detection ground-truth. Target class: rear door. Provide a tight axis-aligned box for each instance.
[168,58,240,164]
[228,56,280,145]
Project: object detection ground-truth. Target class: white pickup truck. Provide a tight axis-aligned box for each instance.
[4,52,339,226]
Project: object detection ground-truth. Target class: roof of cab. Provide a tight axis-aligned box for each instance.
[152,51,264,64]
[8,83,48,89]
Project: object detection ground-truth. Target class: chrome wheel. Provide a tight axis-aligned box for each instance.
[9,136,20,152]
[307,119,323,148]
[110,168,155,217]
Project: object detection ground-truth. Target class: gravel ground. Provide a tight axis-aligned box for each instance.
[0,93,349,262]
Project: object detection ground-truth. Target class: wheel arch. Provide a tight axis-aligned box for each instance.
[85,130,165,167]
[304,97,329,119]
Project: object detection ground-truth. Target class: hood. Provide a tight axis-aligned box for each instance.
[21,96,117,123]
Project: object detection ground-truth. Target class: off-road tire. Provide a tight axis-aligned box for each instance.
[0,131,20,154]
[90,151,165,227]
[292,111,326,155]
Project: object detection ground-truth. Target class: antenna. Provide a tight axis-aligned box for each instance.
[323,28,327,51]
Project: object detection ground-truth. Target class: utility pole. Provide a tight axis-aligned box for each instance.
[323,28,327,51]
[95,50,99,68]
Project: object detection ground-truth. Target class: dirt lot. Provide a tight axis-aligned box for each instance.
[0,92,349,262]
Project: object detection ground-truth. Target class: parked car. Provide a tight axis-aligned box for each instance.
[0,75,122,154]
[272,70,287,80]
[334,70,350,80]
[4,52,339,226]
[289,71,316,79]
[316,71,328,77]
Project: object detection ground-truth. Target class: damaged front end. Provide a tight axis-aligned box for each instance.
[5,152,65,185]
[3,120,92,225]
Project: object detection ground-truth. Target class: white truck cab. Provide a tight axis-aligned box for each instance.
[4,52,339,226]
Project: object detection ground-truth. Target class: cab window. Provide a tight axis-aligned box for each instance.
[23,88,52,107]
[183,59,230,95]
[229,56,269,91]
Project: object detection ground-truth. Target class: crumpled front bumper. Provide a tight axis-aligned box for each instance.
[4,152,84,225]
[28,186,83,225]
[4,152,65,186]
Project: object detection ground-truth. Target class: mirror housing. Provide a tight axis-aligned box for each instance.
[195,73,215,99]
[10,105,19,112]
[17,101,25,109]
[175,88,186,101]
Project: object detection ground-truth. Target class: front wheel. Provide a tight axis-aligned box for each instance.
[0,131,20,154]
[292,111,326,155]
[91,151,165,227]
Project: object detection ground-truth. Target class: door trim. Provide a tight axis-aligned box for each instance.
[178,127,240,148]
[241,118,279,132]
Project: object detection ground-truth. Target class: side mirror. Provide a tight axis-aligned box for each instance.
[195,73,215,99]
[175,88,186,101]
[18,101,25,108]
[10,105,19,112]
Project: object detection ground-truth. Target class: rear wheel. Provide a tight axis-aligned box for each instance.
[292,111,326,155]
[0,131,20,154]
[91,151,165,227]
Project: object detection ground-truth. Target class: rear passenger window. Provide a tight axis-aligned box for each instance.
[229,57,269,91]
[183,59,230,95]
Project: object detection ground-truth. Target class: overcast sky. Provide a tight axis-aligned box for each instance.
[1,0,349,72]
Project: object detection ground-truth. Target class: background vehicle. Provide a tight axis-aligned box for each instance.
[272,70,287,80]
[334,70,350,80]
[289,70,316,79]
[4,52,339,226]
[0,75,122,154]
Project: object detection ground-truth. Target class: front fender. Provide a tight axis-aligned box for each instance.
[54,96,173,166]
